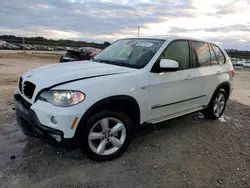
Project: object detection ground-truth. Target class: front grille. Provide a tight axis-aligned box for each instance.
[19,77,23,93]
[23,81,36,99]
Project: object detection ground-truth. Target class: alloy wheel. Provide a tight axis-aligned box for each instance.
[213,93,226,117]
[88,117,126,156]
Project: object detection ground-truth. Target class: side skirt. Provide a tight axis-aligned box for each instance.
[146,106,204,124]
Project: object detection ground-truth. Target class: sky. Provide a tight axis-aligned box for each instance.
[0,0,249,50]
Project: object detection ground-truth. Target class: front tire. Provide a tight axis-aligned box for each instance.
[79,111,133,161]
[202,88,227,119]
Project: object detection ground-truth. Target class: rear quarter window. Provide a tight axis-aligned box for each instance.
[209,45,218,65]
[211,44,225,65]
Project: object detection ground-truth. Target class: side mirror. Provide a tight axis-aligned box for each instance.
[160,59,179,71]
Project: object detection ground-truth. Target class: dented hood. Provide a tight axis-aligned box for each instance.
[21,61,135,102]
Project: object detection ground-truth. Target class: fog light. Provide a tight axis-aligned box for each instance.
[50,134,62,142]
[51,116,57,124]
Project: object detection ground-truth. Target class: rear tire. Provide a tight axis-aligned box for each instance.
[202,88,227,119]
[79,110,133,161]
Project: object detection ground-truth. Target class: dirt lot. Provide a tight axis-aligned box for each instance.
[0,58,250,188]
[0,50,64,61]
[0,50,66,54]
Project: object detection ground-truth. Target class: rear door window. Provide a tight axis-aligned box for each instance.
[211,44,225,65]
[192,42,211,67]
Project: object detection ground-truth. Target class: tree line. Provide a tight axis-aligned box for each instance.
[0,35,111,49]
[226,49,250,59]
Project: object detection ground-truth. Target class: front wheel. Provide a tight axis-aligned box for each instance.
[202,88,227,119]
[79,111,133,161]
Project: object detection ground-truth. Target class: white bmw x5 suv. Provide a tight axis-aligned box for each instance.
[14,37,234,161]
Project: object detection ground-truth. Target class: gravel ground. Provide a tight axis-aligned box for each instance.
[0,58,250,188]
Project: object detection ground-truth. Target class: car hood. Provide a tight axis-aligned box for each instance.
[22,61,136,90]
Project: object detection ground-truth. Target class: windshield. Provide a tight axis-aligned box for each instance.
[94,39,165,69]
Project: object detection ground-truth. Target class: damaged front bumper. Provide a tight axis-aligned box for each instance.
[14,94,74,147]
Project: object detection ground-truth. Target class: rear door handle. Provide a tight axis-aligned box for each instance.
[185,76,194,80]
[216,71,221,75]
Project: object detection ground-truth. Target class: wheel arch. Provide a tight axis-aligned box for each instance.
[75,95,141,137]
[211,82,231,102]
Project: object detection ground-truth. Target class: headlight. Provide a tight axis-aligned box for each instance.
[38,90,85,107]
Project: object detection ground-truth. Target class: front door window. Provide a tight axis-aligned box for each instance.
[161,41,190,70]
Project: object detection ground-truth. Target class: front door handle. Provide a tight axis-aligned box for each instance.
[216,71,221,75]
[185,76,194,80]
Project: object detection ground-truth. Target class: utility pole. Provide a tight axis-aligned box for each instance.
[138,26,140,37]
[22,37,25,56]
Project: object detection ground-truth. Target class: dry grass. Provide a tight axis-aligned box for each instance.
[0,52,61,61]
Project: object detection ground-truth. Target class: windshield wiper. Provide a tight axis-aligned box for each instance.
[95,59,124,66]
[94,59,136,68]
[103,60,123,65]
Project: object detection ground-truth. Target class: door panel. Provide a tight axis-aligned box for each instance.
[186,66,219,106]
[147,69,206,120]
[147,40,206,121]
[190,42,226,106]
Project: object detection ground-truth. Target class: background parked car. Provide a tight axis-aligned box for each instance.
[60,47,101,63]
[0,43,19,50]
[233,61,243,67]
[55,46,66,51]
[242,61,250,68]
[0,40,6,46]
